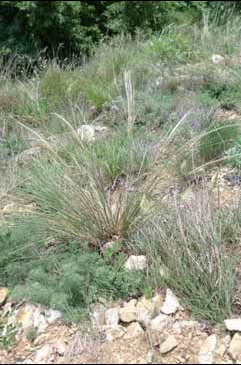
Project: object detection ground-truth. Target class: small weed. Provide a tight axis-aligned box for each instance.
[26,326,38,343]
[0,320,21,351]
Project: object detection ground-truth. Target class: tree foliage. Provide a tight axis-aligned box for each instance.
[0,1,239,59]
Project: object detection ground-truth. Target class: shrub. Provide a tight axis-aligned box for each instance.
[0,1,204,61]
[147,31,194,65]
[10,242,146,322]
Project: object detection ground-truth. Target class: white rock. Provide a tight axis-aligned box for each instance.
[102,241,119,254]
[125,322,144,339]
[91,304,106,327]
[151,314,169,332]
[222,335,231,347]
[77,125,95,142]
[198,335,217,364]
[160,335,178,354]
[229,333,241,361]
[105,307,120,326]
[16,304,36,329]
[225,319,241,332]
[152,293,163,314]
[215,344,227,358]
[53,339,66,356]
[211,54,225,64]
[179,320,199,328]
[46,309,62,324]
[104,325,126,342]
[33,308,48,334]
[119,300,137,323]
[124,256,147,271]
[136,297,155,326]
[161,289,180,315]
[35,345,53,364]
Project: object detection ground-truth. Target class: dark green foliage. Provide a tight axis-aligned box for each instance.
[0,1,208,62]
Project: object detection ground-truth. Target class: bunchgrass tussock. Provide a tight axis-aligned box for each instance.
[132,187,238,323]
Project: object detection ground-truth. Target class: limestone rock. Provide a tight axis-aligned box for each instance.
[228,333,241,361]
[198,335,217,364]
[152,293,163,314]
[102,240,120,255]
[161,289,180,315]
[77,125,95,142]
[0,288,9,306]
[125,322,144,339]
[225,319,241,332]
[35,345,53,364]
[151,314,169,332]
[105,307,120,326]
[136,297,155,326]
[46,309,62,324]
[215,344,227,358]
[211,54,225,64]
[119,300,137,323]
[53,338,66,356]
[33,308,48,334]
[91,304,106,327]
[104,325,126,342]
[17,304,36,329]
[160,335,178,354]
[124,256,147,271]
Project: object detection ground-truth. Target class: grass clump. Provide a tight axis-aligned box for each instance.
[15,150,151,247]
[198,121,239,164]
[133,191,238,323]
[88,131,154,184]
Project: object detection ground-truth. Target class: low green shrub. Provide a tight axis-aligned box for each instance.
[10,242,146,322]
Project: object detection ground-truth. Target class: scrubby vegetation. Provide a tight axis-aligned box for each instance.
[1,2,241,326]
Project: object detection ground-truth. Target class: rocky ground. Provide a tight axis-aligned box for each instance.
[1,282,241,364]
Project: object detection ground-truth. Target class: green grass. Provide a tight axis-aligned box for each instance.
[87,131,154,184]
[198,121,239,163]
